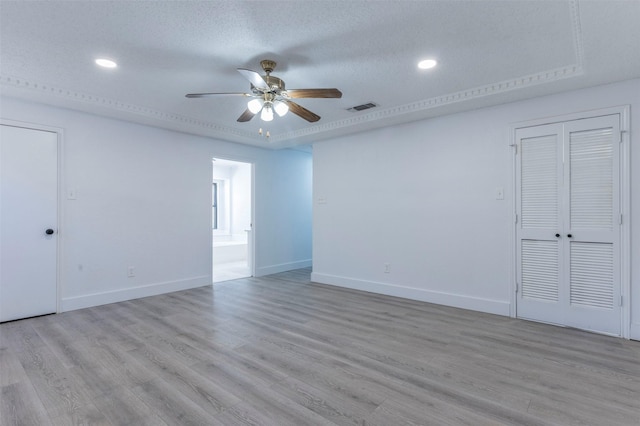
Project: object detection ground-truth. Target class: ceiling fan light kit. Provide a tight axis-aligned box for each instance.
[260,104,274,121]
[247,98,263,114]
[247,98,289,120]
[186,59,342,126]
[273,100,289,117]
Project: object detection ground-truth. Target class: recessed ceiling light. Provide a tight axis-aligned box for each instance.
[95,58,117,68]
[418,59,437,70]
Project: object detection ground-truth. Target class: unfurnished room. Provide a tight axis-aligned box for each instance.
[0,1,639,425]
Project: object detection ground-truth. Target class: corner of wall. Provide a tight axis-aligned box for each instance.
[630,323,640,341]
[255,259,312,277]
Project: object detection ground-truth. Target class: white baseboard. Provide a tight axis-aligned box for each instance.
[61,275,211,312]
[631,323,640,341]
[310,272,510,316]
[255,259,312,277]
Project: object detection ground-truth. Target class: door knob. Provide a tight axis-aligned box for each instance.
[555,233,560,238]
[567,234,572,238]
[45,229,55,235]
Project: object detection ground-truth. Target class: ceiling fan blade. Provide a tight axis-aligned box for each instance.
[237,68,270,91]
[285,101,321,122]
[285,88,343,99]
[237,109,256,122]
[186,92,251,98]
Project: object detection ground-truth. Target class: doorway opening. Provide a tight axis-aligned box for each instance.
[212,158,253,283]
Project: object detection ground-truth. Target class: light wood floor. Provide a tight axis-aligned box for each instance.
[212,261,251,283]
[1,269,639,425]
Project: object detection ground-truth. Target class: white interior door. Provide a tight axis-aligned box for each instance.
[0,124,58,322]
[563,116,620,335]
[515,115,621,335]
[515,123,564,326]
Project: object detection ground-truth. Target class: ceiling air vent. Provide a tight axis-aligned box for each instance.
[347,102,378,112]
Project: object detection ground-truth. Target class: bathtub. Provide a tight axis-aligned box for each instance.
[212,235,248,265]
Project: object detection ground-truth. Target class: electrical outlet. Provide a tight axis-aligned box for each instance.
[384,263,391,273]
[127,266,135,277]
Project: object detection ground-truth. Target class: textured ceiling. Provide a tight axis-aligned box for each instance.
[1,1,639,149]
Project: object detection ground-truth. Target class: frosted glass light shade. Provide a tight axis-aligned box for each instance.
[274,100,289,117]
[247,99,263,114]
[260,105,274,121]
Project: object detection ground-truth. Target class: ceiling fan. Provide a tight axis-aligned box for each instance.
[186,59,342,123]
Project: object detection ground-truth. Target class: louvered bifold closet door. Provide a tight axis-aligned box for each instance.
[562,115,620,335]
[515,124,565,325]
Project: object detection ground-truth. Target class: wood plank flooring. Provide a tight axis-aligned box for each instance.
[1,268,639,425]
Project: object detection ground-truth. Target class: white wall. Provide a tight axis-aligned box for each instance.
[312,78,640,339]
[1,96,312,311]
[255,148,313,276]
[230,161,251,237]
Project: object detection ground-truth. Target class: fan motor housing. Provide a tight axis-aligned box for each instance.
[264,75,284,91]
[251,75,285,94]
[260,59,277,73]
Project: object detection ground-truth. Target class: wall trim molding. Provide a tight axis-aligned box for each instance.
[61,275,211,312]
[274,64,583,143]
[0,63,583,145]
[310,272,510,317]
[0,74,259,141]
[255,259,312,277]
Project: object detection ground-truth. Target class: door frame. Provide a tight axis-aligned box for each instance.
[210,155,255,279]
[1,118,64,315]
[508,105,631,338]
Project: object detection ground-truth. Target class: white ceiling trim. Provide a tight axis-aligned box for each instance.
[570,0,585,66]
[0,0,586,147]
[0,74,258,141]
[270,64,584,143]
[0,63,584,146]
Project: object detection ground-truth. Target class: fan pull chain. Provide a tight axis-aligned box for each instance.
[258,128,270,139]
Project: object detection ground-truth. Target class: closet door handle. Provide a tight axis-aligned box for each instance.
[555,233,560,238]
[567,234,572,238]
